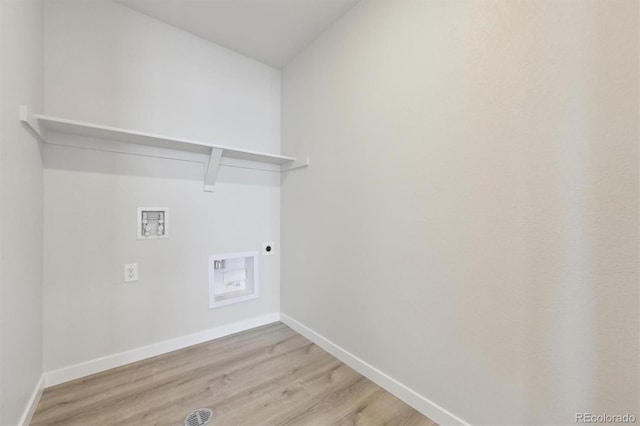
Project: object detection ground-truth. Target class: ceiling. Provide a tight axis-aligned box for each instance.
[118,0,359,68]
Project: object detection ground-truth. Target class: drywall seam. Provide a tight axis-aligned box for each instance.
[280,313,471,426]
[44,312,280,387]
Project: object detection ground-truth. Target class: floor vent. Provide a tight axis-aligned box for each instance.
[184,408,213,426]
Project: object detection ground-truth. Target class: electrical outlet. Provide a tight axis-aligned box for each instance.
[124,263,138,282]
[262,242,275,256]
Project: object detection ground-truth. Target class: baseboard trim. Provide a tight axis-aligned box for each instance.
[280,313,470,426]
[40,312,468,425]
[19,373,44,426]
[44,312,280,388]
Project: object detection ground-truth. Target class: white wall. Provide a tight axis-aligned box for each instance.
[43,0,281,373]
[0,0,44,424]
[281,1,639,424]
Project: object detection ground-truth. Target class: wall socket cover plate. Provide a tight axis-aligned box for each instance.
[124,263,138,282]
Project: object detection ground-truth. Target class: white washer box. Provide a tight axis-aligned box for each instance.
[137,207,168,240]
[209,251,259,308]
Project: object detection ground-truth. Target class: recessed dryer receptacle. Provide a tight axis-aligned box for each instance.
[209,251,259,308]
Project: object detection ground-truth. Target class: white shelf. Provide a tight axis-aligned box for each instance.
[20,106,308,191]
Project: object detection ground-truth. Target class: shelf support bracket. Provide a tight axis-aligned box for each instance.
[281,156,310,172]
[20,105,45,142]
[204,147,223,192]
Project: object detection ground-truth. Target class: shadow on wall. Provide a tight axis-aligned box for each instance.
[450,1,638,423]
[519,2,639,423]
[43,141,282,187]
[589,0,639,416]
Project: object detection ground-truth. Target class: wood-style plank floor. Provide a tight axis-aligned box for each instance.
[31,322,436,426]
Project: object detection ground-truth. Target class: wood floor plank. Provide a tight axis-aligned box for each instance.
[34,325,298,423]
[31,322,436,426]
[36,324,291,414]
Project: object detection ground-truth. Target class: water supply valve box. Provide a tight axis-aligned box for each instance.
[137,207,168,240]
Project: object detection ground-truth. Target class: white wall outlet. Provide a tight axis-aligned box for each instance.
[262,242,275,256]
[124,263,138,282]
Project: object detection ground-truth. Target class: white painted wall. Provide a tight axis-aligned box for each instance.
[43,0,281,373]
[44,0,279,153]
[281,1,639,424]
[0,0,44,424]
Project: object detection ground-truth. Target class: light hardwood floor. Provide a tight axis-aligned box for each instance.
[31,322,436,426]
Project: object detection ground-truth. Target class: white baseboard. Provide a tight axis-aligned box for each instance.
[280,313,470,426]
[39,312,467,425]
[18,373,44,426]
[44,312,280,388]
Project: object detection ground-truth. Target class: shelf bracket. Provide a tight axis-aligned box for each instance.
[20,105,45,142]
[281,156,310,172]
[204,147,223,192]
